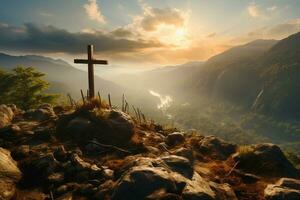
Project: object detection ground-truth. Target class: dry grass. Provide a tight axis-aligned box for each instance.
[76,98,110,112]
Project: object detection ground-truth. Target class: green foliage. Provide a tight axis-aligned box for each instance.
[0,67,58,110]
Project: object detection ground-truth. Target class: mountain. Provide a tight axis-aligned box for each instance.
[0,53,122,98]
[188,39,278,104]
[188,32,300,119]
[252,32,300,119]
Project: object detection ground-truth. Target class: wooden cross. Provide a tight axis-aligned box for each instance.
[74,44,108,98]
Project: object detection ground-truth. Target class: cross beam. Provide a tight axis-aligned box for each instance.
[74,45,108,98]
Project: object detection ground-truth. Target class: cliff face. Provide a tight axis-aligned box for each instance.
[0,102,299,200]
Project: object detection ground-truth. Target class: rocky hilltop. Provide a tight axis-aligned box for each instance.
[0,101,299,200]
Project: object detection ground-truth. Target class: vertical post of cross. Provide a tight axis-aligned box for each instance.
[74,44,108,100]
[87,45,95,98]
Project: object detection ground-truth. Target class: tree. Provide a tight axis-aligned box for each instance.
[0,67,58,110]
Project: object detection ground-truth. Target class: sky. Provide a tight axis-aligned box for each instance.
[1,0,300,68]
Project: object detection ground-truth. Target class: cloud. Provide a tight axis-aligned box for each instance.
[231,18,300,44]
[0,23,163,54]
[207,32,217,38]
[139,7,186,31]
[247,2,260,18]
[39,11,54,17]
[267,6,277,11]
[111,27,134,38]
[84,0,106,24]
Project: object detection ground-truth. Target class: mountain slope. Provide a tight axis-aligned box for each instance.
[185,39,278,105]
[252,32,300,119]
[0,53,122,98]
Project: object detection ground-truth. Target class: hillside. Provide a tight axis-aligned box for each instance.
[0,53,122,98]
[0,102,299,200]
[252,32,300,119]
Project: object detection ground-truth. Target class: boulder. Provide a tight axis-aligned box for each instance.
[233,144,300,178]
[172,147,194,161]
[160,155,193,178]
[11,145,30,160]
[53,145,68,162]
[0,105,14,129]
[58,109,135,145]
[166,132,185,146]
[104,110,135,143]
[198,136,236,160]
[65,117,98,141]
[182,172,216,200]
[264,178,300,200]
[112,166,185,200]
[20,153,59,186]
[209,182,237,200]
[0,148,22,199]
[24,104,56,121]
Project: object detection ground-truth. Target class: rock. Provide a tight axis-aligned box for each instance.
[0,148,22,180]
[70,153,92,170]
[0,148,22,199]
[277,178,300,190]
[233,143,300,178]
[104,110,135,143]
[0,105,14,129]
[172,147,194,161]
[54,145,68,162]
[264,178,300,200]
[112,166,185,200]
[165,132,185,147]
[182,172,216,200]
[198,136,236,160]
[47,172,64,184]
[160,155,193,178]
[146,189,183,200]
[11,145,30,160]
[24,104,56,121]
[209,182,238,200]
[21,153,59,186]
[65,117,98,141]
[232,170,260,184]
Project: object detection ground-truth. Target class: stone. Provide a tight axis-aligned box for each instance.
[165,132,185,146]
[0,148,22,200]
[48,172,65,184]
[24,104,56,121]
[54,145,68,162]
[21,153,59,185]
[172,147,194,161]
[112,166,184,200]
[70,153,92,170]
[182,172,216,200]
[209,182,238,200]
[0,148,22,180]
[104,110,135,143]
[146,189,183,200]
[277,178,300,190]
[198,135,236,160]
[160,155,193,178]
[264,178,300,200]
[11,145,30,160]
[65,117,98,141]
[233,143,300,178]
[0,105,14,129]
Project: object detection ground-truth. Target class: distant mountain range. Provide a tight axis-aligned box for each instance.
[118,32,300,120]
[1,32,299,119]
[0,53,122,98]
[183,33,300,119]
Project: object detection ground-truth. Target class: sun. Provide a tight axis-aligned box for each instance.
[175,28,186,38]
